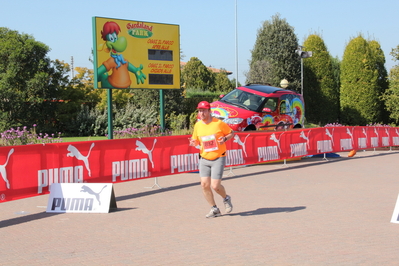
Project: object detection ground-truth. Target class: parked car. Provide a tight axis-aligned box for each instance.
[210,84,305,131]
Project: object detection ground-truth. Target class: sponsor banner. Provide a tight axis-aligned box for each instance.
[0,126,398,203]
[46,183,116,213]
[391,194,399,224]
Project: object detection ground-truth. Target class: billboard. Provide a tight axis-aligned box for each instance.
[92,17,180,89]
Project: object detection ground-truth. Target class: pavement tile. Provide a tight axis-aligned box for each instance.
[1,150,399,265]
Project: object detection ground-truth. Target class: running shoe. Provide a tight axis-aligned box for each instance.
[223,195,233,213]
[206,207,221,218]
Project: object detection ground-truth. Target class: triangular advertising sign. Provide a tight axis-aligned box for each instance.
[46,183,117,213]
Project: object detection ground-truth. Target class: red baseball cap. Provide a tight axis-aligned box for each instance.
[197,101,211,109]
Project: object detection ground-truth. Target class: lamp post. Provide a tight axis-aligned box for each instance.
[235,0,238,87]
[295,46,312,95]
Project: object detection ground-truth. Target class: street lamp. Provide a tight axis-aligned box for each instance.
[280,79,289,89]
[295,46,312,95]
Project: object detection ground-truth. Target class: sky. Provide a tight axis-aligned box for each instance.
[1,0,399,85]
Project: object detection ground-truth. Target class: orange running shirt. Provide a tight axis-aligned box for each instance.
[192,117,233,160]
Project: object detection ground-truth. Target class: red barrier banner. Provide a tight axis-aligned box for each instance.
[1,126,398,203]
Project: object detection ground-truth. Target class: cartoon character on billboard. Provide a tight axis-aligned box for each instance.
[97,21,146,88]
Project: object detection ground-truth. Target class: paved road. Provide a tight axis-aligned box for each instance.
[1,150,399,265]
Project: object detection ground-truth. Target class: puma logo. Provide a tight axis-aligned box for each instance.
[346,128,354,145]
[136,139,157,168]
[385,128,390,138]
[374,127,379,138]
[299,130,311,149]
[233,134,249,157]
[325,128,334,146]
[362,128,368,138]
[81,185,107,205]
[67,143,95,176]
[270,133,284,153]
[361,128,368,145]
[0,148,14,189]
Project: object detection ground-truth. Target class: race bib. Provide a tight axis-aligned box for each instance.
[201,135,218,152]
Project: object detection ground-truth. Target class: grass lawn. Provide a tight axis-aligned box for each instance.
[62,136,108,142]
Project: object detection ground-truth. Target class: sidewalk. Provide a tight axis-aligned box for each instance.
[1,150,399,265]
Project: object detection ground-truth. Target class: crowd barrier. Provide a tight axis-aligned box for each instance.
[1,126,398,203]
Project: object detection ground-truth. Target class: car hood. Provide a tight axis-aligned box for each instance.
[210,101,258,120]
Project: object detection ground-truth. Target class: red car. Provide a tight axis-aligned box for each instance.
[210,84,305,131]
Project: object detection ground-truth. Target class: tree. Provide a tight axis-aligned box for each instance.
[127,87,186,129]
[0,27,69,132]
[382,45,399,124]
[229,78,241,88]
[248,13,300,90]
[50,60,85,133]
[302,34,339,124]
[35,62,102,135]
[97,89,134,111]
[73,67,101,105]
[212,69,234,93]
[246,60,273,85]
[340,35,387,125]
[330,56,341,93]
[369,40,389,123]
[181,57,214,90]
